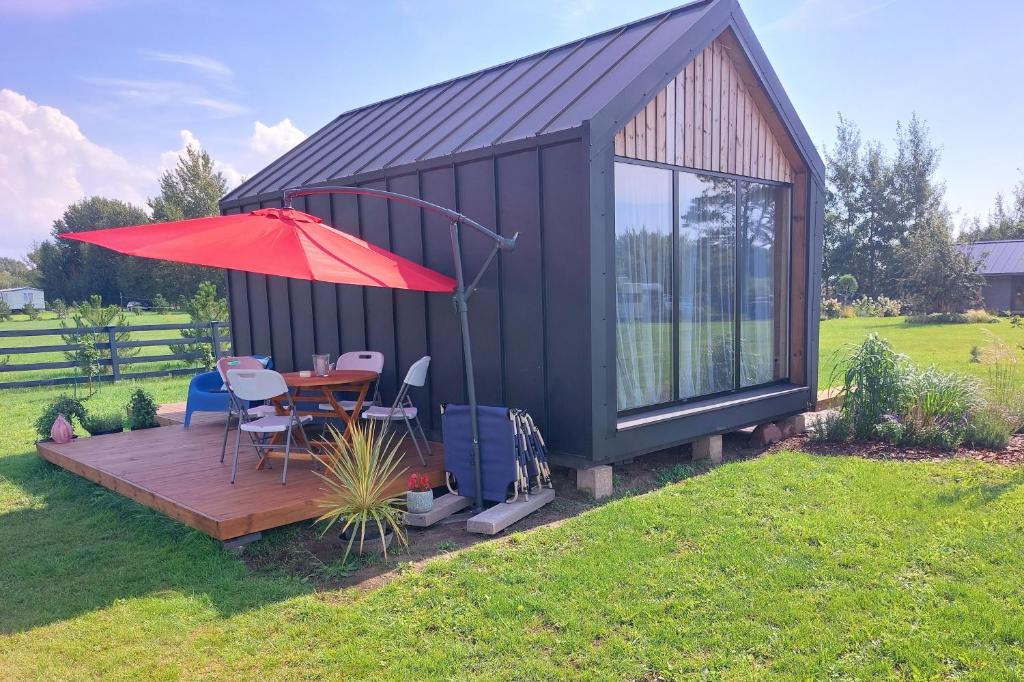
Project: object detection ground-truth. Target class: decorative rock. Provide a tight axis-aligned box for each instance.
[750,422,783,447]
[50,414,74,444]
[692,435,723,464]
[576,465,613,499]
[778,414,807,438]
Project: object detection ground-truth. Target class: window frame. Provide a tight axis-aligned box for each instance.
[614,155,794,417]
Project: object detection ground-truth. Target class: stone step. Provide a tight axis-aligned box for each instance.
[404,493,473,528]
[466,488,555,535]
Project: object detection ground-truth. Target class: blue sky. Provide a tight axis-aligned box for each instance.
[1,0,1021,258]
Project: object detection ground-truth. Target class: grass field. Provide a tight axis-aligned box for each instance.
[1,375,1023,676]
[0,311,204,384]
[818,316,1024,387]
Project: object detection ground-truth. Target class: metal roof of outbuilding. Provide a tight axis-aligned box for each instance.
[225,1,718,201]
[959,240,1024,275]
[224,0,823,204]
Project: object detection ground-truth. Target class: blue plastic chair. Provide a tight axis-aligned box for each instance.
[183,355,271,427]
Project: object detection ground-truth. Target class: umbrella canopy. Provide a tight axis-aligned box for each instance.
[60,207,456,293]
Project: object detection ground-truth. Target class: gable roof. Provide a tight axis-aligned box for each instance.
[959,240,1024,275]
[224,0,821,204]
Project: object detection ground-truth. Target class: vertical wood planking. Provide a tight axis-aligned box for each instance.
[655,89,667,163]
[304,193,340,355]
[611,34,801,184]
[288,196,317,369]
[331,193,368,353]
[358,179,399,397]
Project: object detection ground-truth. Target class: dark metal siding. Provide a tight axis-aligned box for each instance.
[226,137,592,456]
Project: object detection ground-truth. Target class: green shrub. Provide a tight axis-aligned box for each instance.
[0,300,10,321]
[22,302,39,320]
[965,308,998,324]
[35,396,88,441]
[126,389,158,430]
[970,345,982,363]
[834,334,909,440]
[50,298,69,320]
[964,403,1017,449]
[808,411,851,442]
[82,412,124,436]
[905,311,999,325]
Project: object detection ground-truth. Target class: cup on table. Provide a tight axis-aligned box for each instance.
[312,354,331,377]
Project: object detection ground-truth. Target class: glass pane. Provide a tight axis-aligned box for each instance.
[615,163,673,411]
[678,172,736,399]
[739,182,790,387]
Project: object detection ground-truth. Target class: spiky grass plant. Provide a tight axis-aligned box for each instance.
[832,333,909,440]
[314,422,409,562]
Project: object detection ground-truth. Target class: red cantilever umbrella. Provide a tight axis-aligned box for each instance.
[60,207,456,293]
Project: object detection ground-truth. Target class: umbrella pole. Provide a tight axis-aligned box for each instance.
[448,221,484,512]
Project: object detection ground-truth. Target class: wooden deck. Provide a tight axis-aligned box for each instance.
[36,417,446,541]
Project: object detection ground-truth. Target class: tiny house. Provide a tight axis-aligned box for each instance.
[959,240,1024,312]
[0,287,45,311]
[220,0,825,466]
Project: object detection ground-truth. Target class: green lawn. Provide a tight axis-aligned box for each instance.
[819,316,1024,388]
[2,376,1024,677]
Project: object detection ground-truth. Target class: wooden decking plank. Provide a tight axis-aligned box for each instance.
[37,422,445,541]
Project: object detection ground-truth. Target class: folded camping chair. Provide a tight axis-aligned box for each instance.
[362,356,431,466]
[216,356,280,463]
[226,369,313,485]
[441,404,521,504]
[317,351,384,414]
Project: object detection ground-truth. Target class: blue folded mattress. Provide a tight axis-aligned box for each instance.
[442,404,518,504]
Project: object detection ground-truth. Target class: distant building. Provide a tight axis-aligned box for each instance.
[0,287,45,311]
[959,240,1024,312]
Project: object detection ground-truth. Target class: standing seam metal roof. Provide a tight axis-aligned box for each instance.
[223,0,715,201]
[959,241,1024,275]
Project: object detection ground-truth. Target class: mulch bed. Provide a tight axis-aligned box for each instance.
[787,434,1024,467]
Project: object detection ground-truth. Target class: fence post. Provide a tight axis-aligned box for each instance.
[106,325,121,382]
[210,321,223,360]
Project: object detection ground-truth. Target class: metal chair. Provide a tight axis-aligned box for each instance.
[216,356,280,464]
[226,369,312,485]
[317,351,385,413]
[361,356,431,466]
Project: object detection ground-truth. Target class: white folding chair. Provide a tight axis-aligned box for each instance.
[317,351,385,413]
[362,356,431,466]
[216,356,280,464]
[226,369,313,485]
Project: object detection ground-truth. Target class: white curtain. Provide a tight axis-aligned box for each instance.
[615,163,673,411]
[678,173,736,399]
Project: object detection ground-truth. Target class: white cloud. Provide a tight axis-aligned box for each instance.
[83,76,246,117]
[142,51,233,80]
[762,0,896,33]
[0,89,153,258]
[250,118,306,157]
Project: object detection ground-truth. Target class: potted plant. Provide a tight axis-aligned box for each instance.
[82,412,124,436]
[35,396,87,442]
[406,473,433,514]
[125,388,159,430]
[314,422,408,562]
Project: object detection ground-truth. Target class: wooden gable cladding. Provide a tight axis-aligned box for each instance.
[614,32,795,183]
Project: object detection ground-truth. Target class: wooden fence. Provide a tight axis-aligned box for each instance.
[0,321,229,390]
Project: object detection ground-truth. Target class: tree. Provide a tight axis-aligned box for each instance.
[823,115,862,293]
[835,274,858,302]
[178,281,229,369]
[29,197,150,305]
[959,179,1024,242]
[0,300,10,321]
[60,295,137,373]
[899,216,984,313]
[147,145,228,299]
[0,257,35,289]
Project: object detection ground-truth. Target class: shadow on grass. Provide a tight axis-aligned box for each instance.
[0,450,311,634]
[933,467,1024,508]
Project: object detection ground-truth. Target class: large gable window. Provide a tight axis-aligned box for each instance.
[615,160,792,413]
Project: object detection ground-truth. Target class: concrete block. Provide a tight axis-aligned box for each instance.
[750,423,783,447]
[404,493,472,528]
[779,413,807,437]
[466,488,555,535]
[576,465,613,499]
[222,531,262,552]
[692,434,723,464]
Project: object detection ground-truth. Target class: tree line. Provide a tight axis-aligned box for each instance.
[25,146,229,306]
[823,113,990,314]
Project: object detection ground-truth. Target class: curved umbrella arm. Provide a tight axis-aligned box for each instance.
[282,185,519,252]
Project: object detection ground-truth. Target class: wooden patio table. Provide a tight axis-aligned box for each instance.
[257,368,378,469]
